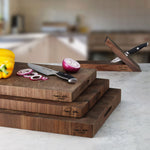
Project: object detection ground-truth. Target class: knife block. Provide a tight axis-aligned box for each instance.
[79,36,141,72]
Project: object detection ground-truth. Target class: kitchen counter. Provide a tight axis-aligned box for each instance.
[0,33,48,49]
[0,33,87,63]
[0,63,149,150]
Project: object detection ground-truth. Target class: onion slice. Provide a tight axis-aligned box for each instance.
[17,68,49,81]
[62,58,80,73]
[30,74,42,81]
[17,68,33,76]
[23,72,38,78]
[41,76,48,80]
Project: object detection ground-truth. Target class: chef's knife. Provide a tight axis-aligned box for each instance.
[111,42,149,63]
[28,63,77,83]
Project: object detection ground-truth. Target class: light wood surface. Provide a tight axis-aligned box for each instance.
[13,34,87,64]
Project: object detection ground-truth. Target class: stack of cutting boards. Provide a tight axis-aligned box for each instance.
[0,62,121,138]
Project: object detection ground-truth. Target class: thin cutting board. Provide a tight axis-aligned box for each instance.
[0,88,121,137]
[0,79,109,118]
[0,62,96,102]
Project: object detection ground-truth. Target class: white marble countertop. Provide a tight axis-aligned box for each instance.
[0,33,48,49]
[0,63,150,150]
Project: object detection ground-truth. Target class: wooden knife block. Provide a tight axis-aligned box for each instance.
[79,37,141,72]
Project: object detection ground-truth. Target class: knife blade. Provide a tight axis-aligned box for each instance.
[111,42,149,63]
[28,63,77,84]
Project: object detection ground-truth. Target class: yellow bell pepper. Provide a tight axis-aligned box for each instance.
[0,48,15,79]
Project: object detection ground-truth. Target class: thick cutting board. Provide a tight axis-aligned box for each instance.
[0,79,109,118]
[0,88,121,137]
[0,62,96,102]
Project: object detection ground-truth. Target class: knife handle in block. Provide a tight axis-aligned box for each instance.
[56,72,77,83]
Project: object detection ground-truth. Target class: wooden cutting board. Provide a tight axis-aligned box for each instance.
[0,62,96,102]
[0,79,109,118]
[0,88,121,137]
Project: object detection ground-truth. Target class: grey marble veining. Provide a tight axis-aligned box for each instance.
[0,63,149,150]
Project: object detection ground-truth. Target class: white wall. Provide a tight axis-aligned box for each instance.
[10,0,150,32]
[2,0,20,33]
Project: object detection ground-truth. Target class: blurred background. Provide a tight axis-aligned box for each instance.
[0,0,150,63]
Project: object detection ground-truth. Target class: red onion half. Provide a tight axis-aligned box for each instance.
[62,58,80,73]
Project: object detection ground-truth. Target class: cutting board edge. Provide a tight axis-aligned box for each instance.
[93,88,121,136]
[0,84,72,102]
[72,70,96,101]
[0,78,109,118]
[0,88,121,137]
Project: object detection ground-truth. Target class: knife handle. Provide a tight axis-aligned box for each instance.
[56,72,77,83]
[128,42,148,54]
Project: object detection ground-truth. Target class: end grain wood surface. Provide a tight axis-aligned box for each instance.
[0,62,96,102]
[0,88,121,137]
[0,79,109,117]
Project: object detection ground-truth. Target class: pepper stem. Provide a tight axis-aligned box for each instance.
[0,64,8,75]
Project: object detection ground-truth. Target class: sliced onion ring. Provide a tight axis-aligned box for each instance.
[62,58,80,73]
[23,72,38,78]
[17,68,33,76]
[41,76,48,80]
[30,74,42,81]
